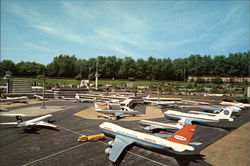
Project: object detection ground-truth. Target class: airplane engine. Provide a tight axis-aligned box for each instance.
[105,148,111,155]
[108,140,114,147]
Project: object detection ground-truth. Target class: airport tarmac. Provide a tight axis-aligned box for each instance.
[0,100,249,166]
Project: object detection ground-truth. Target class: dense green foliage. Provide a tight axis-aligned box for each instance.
[1,51,249,80]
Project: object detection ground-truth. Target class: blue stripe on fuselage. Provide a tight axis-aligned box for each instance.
[99,127,169,149]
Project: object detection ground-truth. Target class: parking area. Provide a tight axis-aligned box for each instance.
[0,100,249,166]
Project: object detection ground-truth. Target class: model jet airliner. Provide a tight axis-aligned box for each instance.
[139,119,185,131]
[0,114,56,129]
[95,103,140,120]
[99,122,198,162]
[220,101,250,108]
[200,105,241,113]
[164,106,234,124]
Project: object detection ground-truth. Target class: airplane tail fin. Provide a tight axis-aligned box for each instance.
[16,115,23,123]
[122,106,132,111]
[95,103,102,110]
[166,124,196,145]
[177,118,186,128]
[216,107,233,121]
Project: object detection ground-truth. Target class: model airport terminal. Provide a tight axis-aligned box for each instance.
[0,75,249,166]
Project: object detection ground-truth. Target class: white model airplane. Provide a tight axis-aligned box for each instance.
[200,105,241,113]
[0,96,28,102]
[164,106,234,124]
[220,101,250,108]
[144,100,177,106]
[139,119,185,131]
[0,114,57,129]
[34,95,48,101]
[144,95,182,101]
[61,96,75,100]
[99,122,199,162]
[95,103,140,120]
[75,93,95,103]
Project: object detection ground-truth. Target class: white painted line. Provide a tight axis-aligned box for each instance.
[57,125,82,136]
[21,142,89,166]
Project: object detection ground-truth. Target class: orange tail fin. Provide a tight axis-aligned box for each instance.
[166,124,196,145]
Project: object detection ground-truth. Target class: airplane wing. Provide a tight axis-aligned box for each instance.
[109,135,134,162]
[35,121,57,128]
[0,122,18,125]
[144,125,166,131]
[114,112,124,118]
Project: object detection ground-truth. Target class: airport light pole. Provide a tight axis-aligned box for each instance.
[37,75,47,109]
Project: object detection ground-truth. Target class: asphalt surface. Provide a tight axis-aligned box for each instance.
[0,100,249,166]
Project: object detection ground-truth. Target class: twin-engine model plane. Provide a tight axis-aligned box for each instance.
[164,106,234,124]
[95,103,140,120]
[139,119,185,131]
[99,122,199,162]
[0,114,57,129]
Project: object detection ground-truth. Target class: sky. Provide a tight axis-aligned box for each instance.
[1,0,249,65]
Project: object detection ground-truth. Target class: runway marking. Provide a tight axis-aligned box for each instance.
[24,125,167,166]
[57,125,82,136]
[21,142,89,166]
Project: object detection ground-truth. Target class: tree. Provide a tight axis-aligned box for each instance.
[0,60,16,77]
[16,61,46,76]
[46,55,77,77]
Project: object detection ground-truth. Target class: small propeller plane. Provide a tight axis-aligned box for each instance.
[0,114,57,129]
[95,103,140,120]
[99,122,200,163]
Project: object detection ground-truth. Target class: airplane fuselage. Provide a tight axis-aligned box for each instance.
[140,120,182,130]
[164,110,219,123]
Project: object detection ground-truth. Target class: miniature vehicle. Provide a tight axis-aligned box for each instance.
[78,133,105,142]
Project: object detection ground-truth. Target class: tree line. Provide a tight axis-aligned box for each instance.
[0,51,249,81]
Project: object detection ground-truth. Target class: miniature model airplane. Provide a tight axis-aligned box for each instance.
[201,105,241,113]
[99,122,199,162]
[220,101,250,108]
[139,119,185,131]
[95,103,140,120]
[144,95,182,101]
[0,96,28,102]
[164,106,234,124]
[34,95,48,101]
[75,93,95,103]
[61,96,75,100]
[0,114,57,129]
[144,100,177,106]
